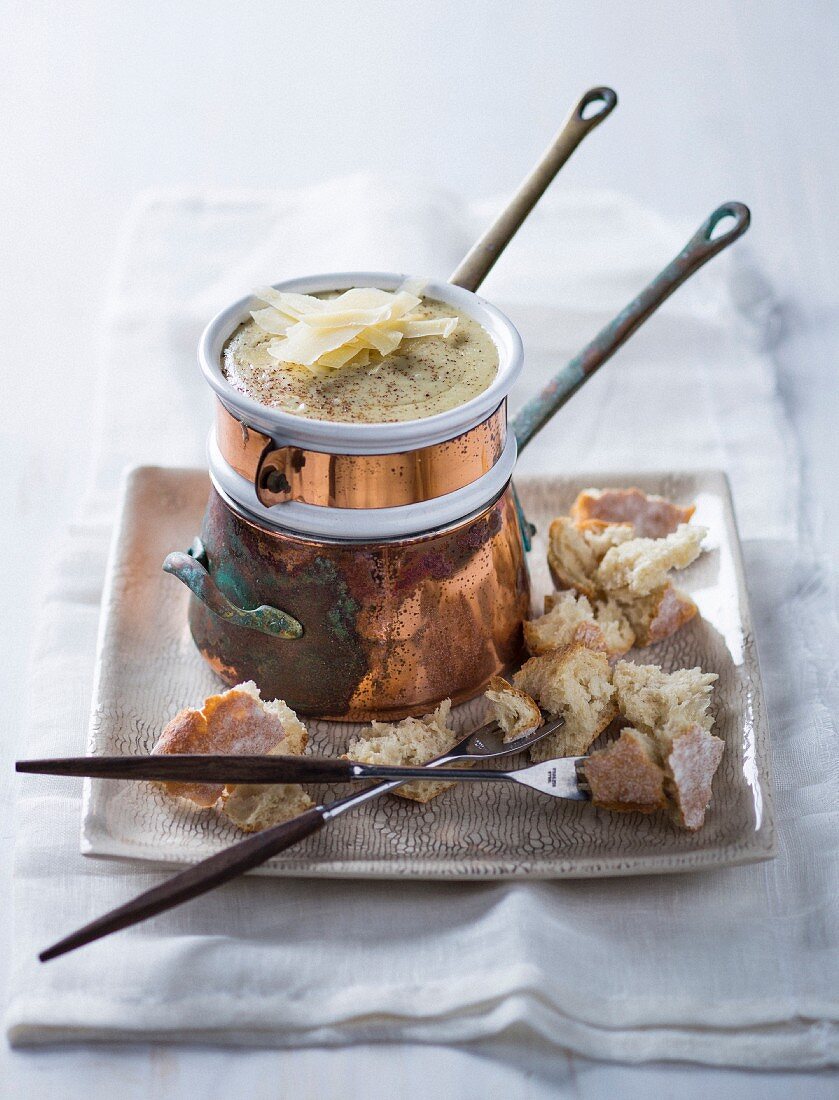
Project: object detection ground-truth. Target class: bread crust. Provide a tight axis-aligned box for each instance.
[582,720,724,829]
[661,722,725,831]
[571,487,696,538]
[152,682,310,816]
[618,584,698,646]
[484,675,542,741]
[582,728,668,813]
[547,516,599,598]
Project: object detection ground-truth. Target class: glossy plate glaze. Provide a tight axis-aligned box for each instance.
[81,466,775,878]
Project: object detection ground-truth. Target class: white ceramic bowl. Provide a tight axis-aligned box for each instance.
[198,272,524,454]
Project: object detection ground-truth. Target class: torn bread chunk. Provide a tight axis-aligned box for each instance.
[546,505,705,650]
[582,718,723,830]
[579,521,637,558]
[547,516,634,597]
[613,661,717,736]
[617,583,698,646]
[582,727,668,813]
[484,676,541,741]
[658,720,725,831]
[547,517,598,597]
[222,782,314,833]
[345,700,455,803]
[528,591,635,658]
[596,524,707,598]
[571,487,696,538]
[152,681,309,810]
[513,643,617,762]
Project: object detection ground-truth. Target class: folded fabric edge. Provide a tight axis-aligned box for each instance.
[6,992,837,1070]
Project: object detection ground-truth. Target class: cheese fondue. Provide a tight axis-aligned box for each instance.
[222,292,499,424]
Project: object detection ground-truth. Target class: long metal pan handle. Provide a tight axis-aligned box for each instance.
[449,87,618,293]
[511,201,751,452]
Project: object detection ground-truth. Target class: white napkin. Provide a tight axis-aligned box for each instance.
[6,181,837,1065]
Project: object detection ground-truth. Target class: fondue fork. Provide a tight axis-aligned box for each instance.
[17,750,590,801]
[31,715,564,961]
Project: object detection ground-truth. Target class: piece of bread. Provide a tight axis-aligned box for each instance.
[513,643,617,762]
[345,700,456,803]
[546,517,634,598]
[582,718,723,830]
[547,516,599,597]
[547,514,703,649]
[578,520,637,558]
[528,591,635,658]
[571,487,696,538]
[616,583,698,646]
[596,524,707,598]
[221,782,315,833]
[152,681,309,809]
[658,720,725,831]
[484,675,541,741]
[581,727,668,813]
[613,661,717,735]
[546,490,706,654]
[584,662,722,830]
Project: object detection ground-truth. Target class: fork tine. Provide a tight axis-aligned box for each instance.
[454,713,565,759]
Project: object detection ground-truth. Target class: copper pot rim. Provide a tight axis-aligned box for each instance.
[198,271,524,455]
[208,474,516,549]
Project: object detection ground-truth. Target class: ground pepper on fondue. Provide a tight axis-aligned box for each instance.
[222,285,499,424]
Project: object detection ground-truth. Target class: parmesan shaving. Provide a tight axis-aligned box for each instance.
[249,280,458,374]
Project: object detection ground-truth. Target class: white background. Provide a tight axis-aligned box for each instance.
[1,1,836,1095]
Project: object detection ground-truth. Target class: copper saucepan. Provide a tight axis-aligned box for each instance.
[163,88,750,720]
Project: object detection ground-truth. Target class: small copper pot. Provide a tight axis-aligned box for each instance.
[164,272,530,721]
[168,482,528,721]
[162,205,754,719]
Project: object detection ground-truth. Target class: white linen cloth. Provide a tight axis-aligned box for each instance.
[6,180,837,1065]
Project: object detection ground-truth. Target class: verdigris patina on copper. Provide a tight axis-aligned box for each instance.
[165,486,528,720]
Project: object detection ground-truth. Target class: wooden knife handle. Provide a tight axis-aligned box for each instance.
[39,808,328,961]
[17,754,361,784]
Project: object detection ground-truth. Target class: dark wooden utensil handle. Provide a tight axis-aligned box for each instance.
[17,754,360,784]
[39,808,327,962]
[35,717,559,959]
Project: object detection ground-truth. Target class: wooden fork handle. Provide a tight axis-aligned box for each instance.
[39,808,327,961]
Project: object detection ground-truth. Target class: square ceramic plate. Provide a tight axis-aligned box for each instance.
[81,466,775,878]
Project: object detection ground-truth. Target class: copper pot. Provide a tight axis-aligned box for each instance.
[164,273,529,720]
[167,482,528,721]
[163,205,752,720]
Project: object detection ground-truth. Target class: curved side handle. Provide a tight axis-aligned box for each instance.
[512,201,751,451]
[39,807,327,961]
[163,541,303,639]
[449,86,618,293]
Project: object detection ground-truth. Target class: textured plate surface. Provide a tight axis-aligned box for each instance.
[81,466,775,878]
